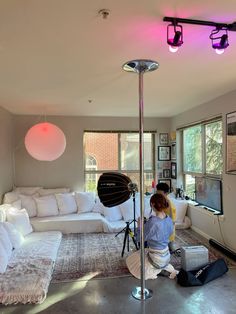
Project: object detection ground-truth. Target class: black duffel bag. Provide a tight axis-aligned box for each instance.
[177,258,228,287]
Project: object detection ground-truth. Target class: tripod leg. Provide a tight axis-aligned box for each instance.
[129,228,139,250]
[121,226,129,257]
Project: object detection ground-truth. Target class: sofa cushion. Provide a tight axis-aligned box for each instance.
[34,195,59,217]
[55,193,77,215]
[75,192,95,213]
[2,222,24,249]
[30,212,105,234]
[18,194,37,217]
[6,208,33,236]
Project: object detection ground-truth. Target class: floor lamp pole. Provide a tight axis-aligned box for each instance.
[123,59,159,300]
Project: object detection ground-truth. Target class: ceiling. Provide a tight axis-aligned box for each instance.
[0,0,236,118]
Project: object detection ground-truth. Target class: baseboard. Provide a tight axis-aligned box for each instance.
[209,239,236,262]
[190,225,211,240]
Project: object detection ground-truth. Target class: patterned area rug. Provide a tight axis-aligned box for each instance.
[51,229,236,283]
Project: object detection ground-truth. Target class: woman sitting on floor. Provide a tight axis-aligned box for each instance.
[126,193,178,279]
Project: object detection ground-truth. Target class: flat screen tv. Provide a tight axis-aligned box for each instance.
[195,177,223,214]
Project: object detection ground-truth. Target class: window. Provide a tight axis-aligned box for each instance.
[182,119,222,198]
[84,131,155,193]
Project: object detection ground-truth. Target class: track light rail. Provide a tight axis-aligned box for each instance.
[163,16,236,31]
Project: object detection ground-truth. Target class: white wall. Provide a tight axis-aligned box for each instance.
[171,90,236,252]
[13,115,170,191]
[0,107,14,201]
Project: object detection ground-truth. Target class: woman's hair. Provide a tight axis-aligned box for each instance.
[150,193,169,212]
[156,182,170,194]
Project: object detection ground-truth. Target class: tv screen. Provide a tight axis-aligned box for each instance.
[195,177,223,213]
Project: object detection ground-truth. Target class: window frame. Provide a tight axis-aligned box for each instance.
[181,117,223,198]
[84,130,156,192]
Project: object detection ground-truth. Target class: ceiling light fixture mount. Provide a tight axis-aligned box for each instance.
[98,9,110,19]
[163,16,236,53]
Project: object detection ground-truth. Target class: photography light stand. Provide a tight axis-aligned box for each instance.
[123,60,158,301]
[115,182,139,257]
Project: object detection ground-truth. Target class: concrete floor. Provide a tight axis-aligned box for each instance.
[1,268,236,314]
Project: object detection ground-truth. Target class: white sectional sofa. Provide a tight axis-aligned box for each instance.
[2,187,191,234]
[0,187,191,305]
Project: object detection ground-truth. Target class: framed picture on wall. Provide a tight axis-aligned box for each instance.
[226,111,236,174]
[163,169,170,178]
[158,179,171,191]
[158,146,171,161]
[171,143,176,160]
[159,133,169,145]
[171,162,177,179]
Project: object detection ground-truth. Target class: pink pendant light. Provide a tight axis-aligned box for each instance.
[24,122,66,161]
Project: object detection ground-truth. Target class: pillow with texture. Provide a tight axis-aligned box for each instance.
[34,195,59,217]
[3,191,19,204]
[18,194,37,217]
[0,224,13,258]
[75,192,95,213]
[103,206,122,222]
[0,242,8,273]
[38,188,70,196]
[14,186,42,195]
[2,221,24,249]
[93,197,106,215]
[170,198,188,223]
[55,193,77,215]
[6,208,33,236]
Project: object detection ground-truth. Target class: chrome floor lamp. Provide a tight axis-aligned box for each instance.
[122,60,159,300]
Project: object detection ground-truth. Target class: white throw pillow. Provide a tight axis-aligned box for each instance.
[55,193,77,215]
[119,199,134,222]
[0,224,13,258]
[3,191,19,204]
[38,188,70,196]
[11,199,22,210]
[34,195,59,217]
[103,206,122,222]
[75,192,95,213]
[14,186,42,195]
[18,194,37,217]
[0,204,11,222]
[170,198,188,223]
[6,208,33,236]
[2,221,24,249]
[93,197,106,215]
[0,242,8,273]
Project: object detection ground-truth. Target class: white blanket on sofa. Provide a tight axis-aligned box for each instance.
[0,231,62,305]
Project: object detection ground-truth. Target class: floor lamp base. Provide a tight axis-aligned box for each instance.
[132,287,153,300]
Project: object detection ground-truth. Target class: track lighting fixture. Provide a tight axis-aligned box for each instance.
[167,23,183,53]
[164,16,236,54]
[210,28,229,54]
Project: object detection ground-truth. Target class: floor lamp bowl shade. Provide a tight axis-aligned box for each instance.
[24,122,66,161]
